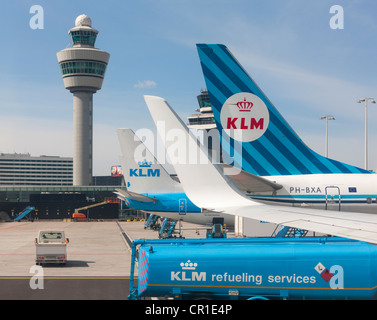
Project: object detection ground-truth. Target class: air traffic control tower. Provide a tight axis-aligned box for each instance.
[57,15,110,186]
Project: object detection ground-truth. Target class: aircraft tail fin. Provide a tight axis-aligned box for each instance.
[117,128,182,194]
[196,43,370,176]
[144,95,252,209]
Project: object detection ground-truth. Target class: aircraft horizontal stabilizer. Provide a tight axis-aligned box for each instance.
[220,164,282,193]
[114,189,157,203]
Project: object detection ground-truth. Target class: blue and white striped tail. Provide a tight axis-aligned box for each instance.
[197,43,370,176]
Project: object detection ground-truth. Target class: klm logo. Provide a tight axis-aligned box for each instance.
[171,271,206,282]
[130,159,160,177]
[171,260,206,282]
[129,168,160,177]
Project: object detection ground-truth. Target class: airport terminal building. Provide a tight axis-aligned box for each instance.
[0,153,124,221]
[0,184,123,221]
[0,153,73,186]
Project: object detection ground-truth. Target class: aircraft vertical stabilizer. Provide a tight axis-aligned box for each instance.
[197,43,370,176]
[117,128,182,194]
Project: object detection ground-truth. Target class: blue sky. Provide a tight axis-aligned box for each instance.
[1,0,377,175]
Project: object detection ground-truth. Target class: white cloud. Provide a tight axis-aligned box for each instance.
[134,80,157,89]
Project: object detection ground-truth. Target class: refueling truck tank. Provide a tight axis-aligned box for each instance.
[128,237,377,300]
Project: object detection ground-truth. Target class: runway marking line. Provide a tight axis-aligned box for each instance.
[0,222,32,230]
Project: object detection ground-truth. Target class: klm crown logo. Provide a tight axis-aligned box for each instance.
[138,159,152,167]
[236,98,253,112]
[180,260,198,270]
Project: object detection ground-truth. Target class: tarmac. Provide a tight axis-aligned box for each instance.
[0,219,209,300]
[0,218,278,300]
[0,219,208,278]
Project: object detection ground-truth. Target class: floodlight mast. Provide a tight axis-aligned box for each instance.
[320,115,335,158]
[358,98,376,170]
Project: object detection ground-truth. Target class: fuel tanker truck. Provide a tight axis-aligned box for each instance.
[128,237,377,300]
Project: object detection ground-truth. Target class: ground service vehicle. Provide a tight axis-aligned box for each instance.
[35,230,69,265]
[128,237,377,300]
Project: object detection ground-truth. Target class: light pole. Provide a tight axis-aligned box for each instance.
[320,115,335,158]
[358,98,375,170]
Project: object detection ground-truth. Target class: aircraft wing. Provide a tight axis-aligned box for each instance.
[144,95,377,244]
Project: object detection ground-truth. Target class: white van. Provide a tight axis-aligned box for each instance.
[35,230,69,265]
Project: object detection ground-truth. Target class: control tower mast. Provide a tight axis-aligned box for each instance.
[57,15,110,186]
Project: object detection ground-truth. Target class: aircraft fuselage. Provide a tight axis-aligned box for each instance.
[250,173,377,213]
